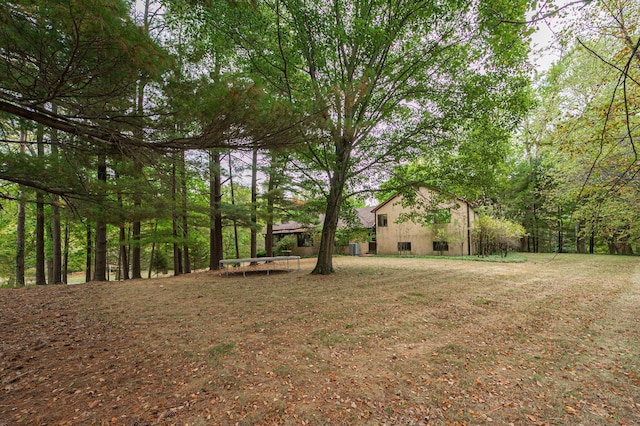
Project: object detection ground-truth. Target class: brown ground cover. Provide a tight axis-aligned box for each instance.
[1,254,639,425]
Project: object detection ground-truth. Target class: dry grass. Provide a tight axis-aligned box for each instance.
[1,254,639,425]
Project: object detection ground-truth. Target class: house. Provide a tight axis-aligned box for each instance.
[271,207,375,257]
[372,187,477,256]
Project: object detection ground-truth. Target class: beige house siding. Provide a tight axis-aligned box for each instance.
[291,245,319,257]
[374,188,476,256]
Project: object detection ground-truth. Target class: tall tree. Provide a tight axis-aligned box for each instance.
[50,104,62,284]
[180,151,191,273]
[523,0,640,253]
[195,0,532,273]
[171,153,183,276]
[15,129,26,286]
[209,150,223,269]
[94,157,108,281]
[250,147,258,260]
[85,223,92,283]
[35,125,46,284]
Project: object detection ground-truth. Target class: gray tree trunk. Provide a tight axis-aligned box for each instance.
[312,140,349,275]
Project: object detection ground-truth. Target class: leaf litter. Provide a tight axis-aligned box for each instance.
[1,254,639,425]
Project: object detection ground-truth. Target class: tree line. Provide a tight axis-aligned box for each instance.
[1,0,637,285]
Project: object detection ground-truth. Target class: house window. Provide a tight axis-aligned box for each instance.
[433,241,449,252]
[377,214,388,227]
[297,233,313,247]
[397,242,411,252]
[428,209,451,224]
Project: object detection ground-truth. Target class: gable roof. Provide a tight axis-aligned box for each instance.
[371,192,400,213]
[272,207,375,235]
[372,187,473,213]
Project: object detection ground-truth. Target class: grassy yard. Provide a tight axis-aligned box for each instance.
[1,254,639,425]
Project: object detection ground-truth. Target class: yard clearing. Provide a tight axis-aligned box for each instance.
[1,254,639,425]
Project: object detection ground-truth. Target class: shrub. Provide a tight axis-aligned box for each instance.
[472,215,526,257]
[275,235,297,253]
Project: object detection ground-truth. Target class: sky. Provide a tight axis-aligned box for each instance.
[527,0,582,72]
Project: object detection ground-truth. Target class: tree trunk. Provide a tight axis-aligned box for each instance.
[35,125,46,285]
[50,105,62,284]
[312,189,342,274]
[119,225,130,280]
[180,151,191,273]
[85,223,92,283]
[576,221,586,254]
[557,205,563,254]
[131,0,149,280]
[16,192,25,287]
[94,158,108,282]
[116,171,130,280]
[209,150,223,270]
[63,219,69,284]
[95,221,107,281]
[148,221,157,279]
[172,155,182,276]
[228,154,240,259]
[250,147,258,260]
[131,209,142,278]
[16,134,26,287]
[265,161,276,257]
[312,141,349,275]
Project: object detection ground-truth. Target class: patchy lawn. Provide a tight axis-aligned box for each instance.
[1,254,639,425]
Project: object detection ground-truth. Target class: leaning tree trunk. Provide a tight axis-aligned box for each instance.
[209,150,223,270]
[311,140,350,275]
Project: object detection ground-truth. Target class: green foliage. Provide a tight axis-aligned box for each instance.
[472,215,526,257]
[275,235,297,254]
[180,0,533,274]
[150,249,169,274]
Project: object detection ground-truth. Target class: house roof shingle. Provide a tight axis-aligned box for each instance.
[272,207,375,235]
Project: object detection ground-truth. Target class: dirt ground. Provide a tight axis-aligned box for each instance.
[1,254,639,425]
